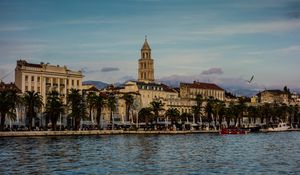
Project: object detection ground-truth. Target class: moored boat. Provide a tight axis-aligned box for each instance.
[262,122,290,132]
[220,128,249,134]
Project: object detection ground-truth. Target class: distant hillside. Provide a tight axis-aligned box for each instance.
[83,80,109,89]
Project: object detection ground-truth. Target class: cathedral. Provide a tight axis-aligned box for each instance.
[138,37,154,83]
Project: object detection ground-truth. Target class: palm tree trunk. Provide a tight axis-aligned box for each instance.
[0,112,5,131]
[96,108,101,129]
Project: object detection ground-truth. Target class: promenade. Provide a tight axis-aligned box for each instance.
[0,130,219,137]
[1,129,300,137]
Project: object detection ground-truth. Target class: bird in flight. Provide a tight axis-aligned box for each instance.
[247,75,254,84]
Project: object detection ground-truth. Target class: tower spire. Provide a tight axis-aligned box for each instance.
[138,37,154,82]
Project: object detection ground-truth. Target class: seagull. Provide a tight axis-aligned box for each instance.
[247,75,254,84]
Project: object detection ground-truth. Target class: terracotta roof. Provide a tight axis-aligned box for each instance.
[180,82,224,91]
[258,90,285,96]
[136,81,177,93]
[0,82,21,92]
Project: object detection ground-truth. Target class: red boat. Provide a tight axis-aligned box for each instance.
[220,128,248,134]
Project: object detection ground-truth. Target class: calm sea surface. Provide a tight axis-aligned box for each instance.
[0,132,300,175]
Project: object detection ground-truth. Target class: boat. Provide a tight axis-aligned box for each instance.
[220,128,249,134]
[263,122,290,132]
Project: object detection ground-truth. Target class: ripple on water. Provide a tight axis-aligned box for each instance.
[0,132,300,175]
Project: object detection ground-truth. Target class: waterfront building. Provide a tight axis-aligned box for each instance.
[15,60,83,105]
[0,82,20,92]
[180,81,225,101]
[257,90,288,104]
[138,37,154,83]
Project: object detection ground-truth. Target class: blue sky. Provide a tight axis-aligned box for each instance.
[0,0,300,90]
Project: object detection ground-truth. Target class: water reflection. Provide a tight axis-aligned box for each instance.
[0,132,299,174]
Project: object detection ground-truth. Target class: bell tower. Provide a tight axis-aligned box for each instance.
[138,36,154,82]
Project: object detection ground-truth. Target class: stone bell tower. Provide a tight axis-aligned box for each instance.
[138,36,154,83]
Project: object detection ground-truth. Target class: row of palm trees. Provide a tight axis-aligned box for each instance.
[1,88,300,131]
[137,95,300,130]
[0,88,136,131]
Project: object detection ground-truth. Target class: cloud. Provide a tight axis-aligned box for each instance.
[201,68,223,75]
[190,20,300,36]
[101,67,120,72]
[0,26,31,32]
[287,12,300,19]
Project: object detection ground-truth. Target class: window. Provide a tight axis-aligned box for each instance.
[31,86,34,91]
[77,80,79,86]
[37,77,40,82]
[72,80,74,86]
[37,87,40,92]
[25,75,28,81]
[31,76,34,82]
[25,86,28,91]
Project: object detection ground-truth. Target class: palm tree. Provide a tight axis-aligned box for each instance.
[45,90,64,130]
[247,106,259,126]
[150,99,165,122]
[67,89,86,130]
[107,92,117,129]
[138,107,154,125]
[192,95,204,123]
[86,92,97,120]
[23,91,43,130]
[205,97,214,129]
[165,108,180,125]
[94,93,106,129]
[211,99,225,129]
[123,93,134,122]
[180,112,193,124]
[0,90,18,130]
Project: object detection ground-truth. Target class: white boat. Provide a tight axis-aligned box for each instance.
[265,122,290,131]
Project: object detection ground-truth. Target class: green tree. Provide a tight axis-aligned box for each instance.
[67,89,86,130]
[86,92,97,120]
[165,108,180,124]
[123,93,134,122]
[150,99,165,122]
[23,91,43,130]
[107,93,117,129]
[94,93,106,129]
[192,95,204,123]
[180,112,193,123]
[45,91,64,130]
[138,107,154,124]
[0,90,19,130]
[211,99,225,129]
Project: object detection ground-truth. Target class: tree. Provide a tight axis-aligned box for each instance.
[165,108,180,124]
[86,92,97,120]
[150,99,165,122]
[138,107,154,124]
[211,99,225,129]
[94,93,106,129]
[107,92,117,129]
[86,92,106,129]
[123,93,134,122]
[0,90,18,130]
[67,89,86,130]
[180,112,193,123]
[23,91,43,130]
[192,95,204,123]
[45,91,64,130]
[204,97,214,128]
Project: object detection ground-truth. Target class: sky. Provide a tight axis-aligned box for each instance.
[0,0,300,91]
